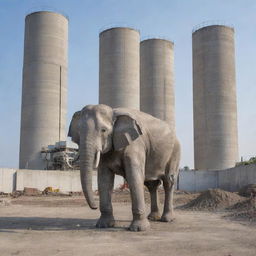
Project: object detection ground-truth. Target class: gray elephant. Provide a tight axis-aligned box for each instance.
[68,104,180,231]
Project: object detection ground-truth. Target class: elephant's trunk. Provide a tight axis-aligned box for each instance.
[79,140,99,210]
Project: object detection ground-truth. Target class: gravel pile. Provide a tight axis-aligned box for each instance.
[181,189,244,211]
[227,197,256,221]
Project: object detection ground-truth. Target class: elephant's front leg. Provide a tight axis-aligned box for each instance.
[125,157,150,231]
[96,165,115,228]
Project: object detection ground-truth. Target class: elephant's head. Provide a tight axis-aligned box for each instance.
[68,104,143,209]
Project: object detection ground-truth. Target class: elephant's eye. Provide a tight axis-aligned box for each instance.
[101,128,106,133]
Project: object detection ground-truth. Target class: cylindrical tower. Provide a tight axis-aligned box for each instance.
[19,11,68,169]
[99,27,140,109]
[140,39,175,129]
[192,25,238,170]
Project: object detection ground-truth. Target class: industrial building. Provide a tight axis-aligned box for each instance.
[19,11,69,170]
[99,27,140,109]
[140,38,175,130]
[18,15,239,173]
[192,25,239,170]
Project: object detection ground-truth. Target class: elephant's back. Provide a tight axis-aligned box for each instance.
[114,107,171,129]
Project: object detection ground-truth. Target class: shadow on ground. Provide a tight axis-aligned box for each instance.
[0,217,98,231]
[0,217,130,232]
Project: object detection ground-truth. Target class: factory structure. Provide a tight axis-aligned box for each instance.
[19,11,77,170]
[19,11,239,171]
[192,25,238,170]
[140,39,175,130]
[99,27,140,109]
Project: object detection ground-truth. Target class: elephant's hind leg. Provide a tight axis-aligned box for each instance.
[96,166,115,228]
[161,175,175,222]
[145,180,161,221]
[161,141,180,222]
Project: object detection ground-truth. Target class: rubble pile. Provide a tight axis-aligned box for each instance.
[228,197,256,221]
[181,189,244,210]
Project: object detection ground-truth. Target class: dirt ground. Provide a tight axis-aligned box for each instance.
[0,192,255,256]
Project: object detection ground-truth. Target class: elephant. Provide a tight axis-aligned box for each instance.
[68,104,180,231]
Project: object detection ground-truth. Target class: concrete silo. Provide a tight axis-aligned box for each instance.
[19,11,68,169]
[192,25,238,170]
[140,39,175,130]
[99,27,140,109]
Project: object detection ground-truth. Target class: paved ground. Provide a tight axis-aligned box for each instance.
[0,196,255,256]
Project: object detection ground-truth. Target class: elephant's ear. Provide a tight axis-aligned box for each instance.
[113,114,143,151]
[68,111,81,145]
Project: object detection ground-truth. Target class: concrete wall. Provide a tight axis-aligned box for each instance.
[15,169,124,193]
[140,39,175,129]
[19,11,68,170]
[16,170,82,192]
[179,164,256,192]
[99,27,140,109]
[0,169,16,193]
[1,164,255,193]
[179,169,218,192]
[193,25,238,170]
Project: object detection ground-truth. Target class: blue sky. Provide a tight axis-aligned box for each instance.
[0,0,255,168]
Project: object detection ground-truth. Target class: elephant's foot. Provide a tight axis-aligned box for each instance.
[96,215,115,228]
[160,212,175,222]
[148,211,161,221]
[129,218,150,232]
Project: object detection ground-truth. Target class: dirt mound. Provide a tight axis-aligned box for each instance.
[227,197,256,221]
[238,184,256,197]
[229,197,256,210]
[181,189,244,211]
[229,210,256,221]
